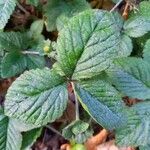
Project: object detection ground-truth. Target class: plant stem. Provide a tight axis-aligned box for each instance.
[22,51,40,55]
[110,0,123,12]
[46,125,63,137]
[16,2,30,15]
[71,82,80,120]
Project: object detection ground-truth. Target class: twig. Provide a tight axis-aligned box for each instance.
[22,51,40,55]
[110,0,123,12]
[122,2,130,19]
[71,82,80,120]
[16,2,30,15]
[45,125,63,137]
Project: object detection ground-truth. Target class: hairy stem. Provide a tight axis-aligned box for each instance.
[110,0,123,12]
[71,82,80,120]
[46,125,63,137]
[22,51,40,55]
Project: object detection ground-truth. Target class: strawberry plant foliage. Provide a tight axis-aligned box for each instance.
[1,0,150,149]
[0,0,16,30]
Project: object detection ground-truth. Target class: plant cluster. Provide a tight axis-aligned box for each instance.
[1,0,150,149]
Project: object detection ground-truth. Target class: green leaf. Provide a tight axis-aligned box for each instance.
[109,57,150,100]
[143,39,150,63]
[25,49,45,69]
[0,32,29,51]
[124,16,150,38]
[118,35,132,57]
[1,51,27,78]
[0,0,16,29]
[124,1,150,38]
[44,0,90,31]
[57,10,123,80]
[139,145,150,150]
[21,128,42,150]
[116,101,150,147]
[5,68,68,126]
[130,1,150,20]
[29,20,44,40]
[139,1,150,19]
[75,79,126,130]
[0,112,22,150]
[62,120,93,144]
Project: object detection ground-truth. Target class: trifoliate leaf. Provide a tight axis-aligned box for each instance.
[5,68,68,126]
[143,39,150,63]
[62,120,93,144]
[0,32,46,78]
[109,57,150,100]
[116,102,150,146]
[44,0,90,31]
[0,0,16,29]
[75,79,126,130]
[57,9,123,80]
[0,112,22,150]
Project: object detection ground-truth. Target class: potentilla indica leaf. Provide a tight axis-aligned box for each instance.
[116,102,150,147]
[57,9,124,80]
[108,57,150,100]
[5,68,68,126]
[0,31,46,78]
[75,79,127,130]
[62,120,93,144]
[124,1,150,38]
[44,0,90,31]
[0,0,16,30]
[0,111,22,150]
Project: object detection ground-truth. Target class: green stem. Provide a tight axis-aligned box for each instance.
[71,82,80,120]
[46,125,63,137]
[110,0,123,12]
[22,51,40,55]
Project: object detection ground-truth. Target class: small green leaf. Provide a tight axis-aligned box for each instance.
[57,10,123,80]
[44,0,90,31]
[0,0,16,29]
[116,102,150,147]
[21,128,42,150]
[29,20,44,40]
[0,112,22,150]
[0,32,29,51]
[5,68,68,126]
[1,51,27,78]
[62,120,93,144]
[124,16,150,38]
[75,79,126,130]
[143,39,150,63]
[109,57,150,99]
